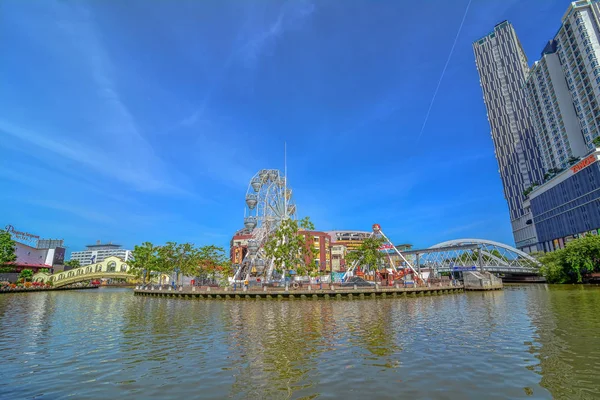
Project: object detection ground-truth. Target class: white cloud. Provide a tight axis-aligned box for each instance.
[0,2,188,194]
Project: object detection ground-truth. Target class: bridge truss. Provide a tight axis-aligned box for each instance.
[404,239,541,274]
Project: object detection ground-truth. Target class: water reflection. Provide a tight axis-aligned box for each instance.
[2,287,600,398]
[527,285,600,399]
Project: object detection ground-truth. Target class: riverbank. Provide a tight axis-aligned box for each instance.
[0,285,100,294]
[134,283,470,299]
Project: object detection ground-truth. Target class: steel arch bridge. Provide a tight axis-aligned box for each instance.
[31,256,135,288]
[404,239,541,275]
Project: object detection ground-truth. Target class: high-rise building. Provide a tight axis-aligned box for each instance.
[70,241,132,266]
[473,21,545,252]
[554,0,600,150]
[525,40,588,171]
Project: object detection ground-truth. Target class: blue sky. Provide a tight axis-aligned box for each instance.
[0,0,570,254]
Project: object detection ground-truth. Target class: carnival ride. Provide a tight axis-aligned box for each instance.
[342,224,427,284]
[232,169,296,284]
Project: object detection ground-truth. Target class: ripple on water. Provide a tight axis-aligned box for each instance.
[2,286,600,398]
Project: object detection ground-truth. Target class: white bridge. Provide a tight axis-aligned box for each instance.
[32,256,134,288]
[403,239,541,274]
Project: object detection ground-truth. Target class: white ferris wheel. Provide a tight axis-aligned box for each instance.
[234,169,296,282]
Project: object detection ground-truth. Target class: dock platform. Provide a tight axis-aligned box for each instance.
[133,284,468,299]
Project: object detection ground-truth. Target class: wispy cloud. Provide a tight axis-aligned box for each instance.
[0,2,188,194]
[175,0,315,130]
[17,197,116,225]
[0,119,186,195]
[237,0,315,68]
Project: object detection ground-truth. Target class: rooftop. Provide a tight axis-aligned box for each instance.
[473,20,510,45]
[85,241,122,249]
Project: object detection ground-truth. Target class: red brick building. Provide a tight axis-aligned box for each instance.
[299,230,331,272]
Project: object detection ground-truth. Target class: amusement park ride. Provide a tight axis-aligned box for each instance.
[341,224,427,285]
[233,169,296,284]
[231,169,424,285]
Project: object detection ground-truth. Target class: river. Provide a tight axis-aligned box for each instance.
[0,285,599,399]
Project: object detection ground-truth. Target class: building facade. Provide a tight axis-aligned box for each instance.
[229,229,252,265]
[327,230,371,272]
[300,231,331,272]
[525,40,588,171]
[70,241,132,266]
[554,0,600,151]
[0,226,65,282]
[529,149,600,251]
[473,21,545,253]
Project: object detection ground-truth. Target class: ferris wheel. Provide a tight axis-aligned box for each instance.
[233,169,296,282]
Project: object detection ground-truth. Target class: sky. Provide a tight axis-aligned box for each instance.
[0,0,572,255]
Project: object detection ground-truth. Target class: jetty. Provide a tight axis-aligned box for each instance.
[134,283,469,300]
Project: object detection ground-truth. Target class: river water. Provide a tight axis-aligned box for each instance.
[1,285,599,399]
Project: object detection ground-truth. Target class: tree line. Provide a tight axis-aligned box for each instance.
[537,234,600,283]
[128,242,231,285]
[0,229,17,272]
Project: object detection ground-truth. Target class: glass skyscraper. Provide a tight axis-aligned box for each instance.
[473,21,545,253]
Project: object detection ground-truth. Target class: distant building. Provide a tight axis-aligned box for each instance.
[327,230,372,272]
[299,231,331,272]
[473,21,546,253]
[2,225,65,275]
[229,228,253,265]
[525,40,588,171]
[553,1,600,150]
[70,241,132,266]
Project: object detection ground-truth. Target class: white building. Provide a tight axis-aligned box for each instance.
[473,21,545,253]
[70,241,132,266]
[525,40,588,171]
[554,0,600,151]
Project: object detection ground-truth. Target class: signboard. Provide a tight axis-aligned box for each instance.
[378,244,394,250]
[52,248,65,265]
[452,265,477,272]
[571,154,597,173]
[5,225,39,244]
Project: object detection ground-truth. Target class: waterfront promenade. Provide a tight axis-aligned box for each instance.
[134,283,470,299]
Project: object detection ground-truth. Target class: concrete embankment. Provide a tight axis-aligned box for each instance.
[133,284,471,299]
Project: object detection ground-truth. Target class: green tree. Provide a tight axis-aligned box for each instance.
[345,236,385,272]
[19,269,33,282]
[0,230,16,267]
[157,242,202,285]
[593,136,600,147]
[539,250,568,283]
[64,259,81,269]
[198,245,226,279]
[538,235,600,283]
[197,245,231,284]
[263,217,317,278]
[562,235,600,282]
[129,242,159,284]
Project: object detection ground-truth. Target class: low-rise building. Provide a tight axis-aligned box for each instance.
[229,228,253,265]
[1,226,65,282]
[299,230,331,272]
[70,241,132,266]
[326,231,372,272]
[529,148,600,251]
